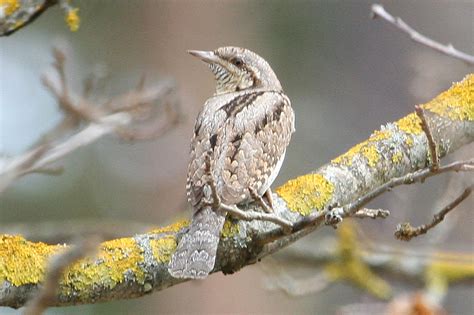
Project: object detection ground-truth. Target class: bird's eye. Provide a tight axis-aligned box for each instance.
[231,57,243,67]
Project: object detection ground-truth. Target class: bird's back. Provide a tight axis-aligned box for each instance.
[186,89,294,211]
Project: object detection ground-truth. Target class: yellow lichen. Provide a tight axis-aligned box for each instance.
[148,219,189,235]
[370,129,392,142]
[332,130,390,167]
[396,112,423,135]
[0,0,19,16]
[65,8,80,32]
[392,151,403,163]
[324,222,392,300]
[423,74,474,121]
[150,236,177,263]
[395,75,473,136]
[221,219,240,238]
[0,235,64,286]
[61,237,144,297]
[361,145,380,167]
[424,257,474,297]
[276,173,334,215]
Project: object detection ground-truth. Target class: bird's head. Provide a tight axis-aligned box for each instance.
[188,46,282,95]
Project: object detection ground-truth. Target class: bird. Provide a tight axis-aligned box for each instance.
[168,46,295,279]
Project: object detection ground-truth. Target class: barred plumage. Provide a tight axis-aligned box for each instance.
[168,47,295,279]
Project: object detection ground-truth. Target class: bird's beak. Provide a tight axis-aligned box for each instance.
[188,50,219,64]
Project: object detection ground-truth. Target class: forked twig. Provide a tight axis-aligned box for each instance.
[395,186,472,241]
[0,49,179,194]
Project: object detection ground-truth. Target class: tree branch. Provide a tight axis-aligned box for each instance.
[0,74,472,308]
[23,236,100,315]
[0,49,180,194]
[0,0,82,36]
[371,4,474,65]
[395,186,472,241]
[269,223,474,302]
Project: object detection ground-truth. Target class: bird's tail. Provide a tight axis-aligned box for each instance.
[168,206,225,279]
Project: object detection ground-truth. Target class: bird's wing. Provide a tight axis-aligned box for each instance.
[187,90,294,211]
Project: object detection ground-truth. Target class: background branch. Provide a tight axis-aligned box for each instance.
[371,4,474,65]
[395,186,472,241]
[0,49,180,194]
[265,222,474,306]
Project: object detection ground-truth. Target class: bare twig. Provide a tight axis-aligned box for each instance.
[220,203,293,233]
[257,159,473,245]
[339,160,473,219]
[395,186,472,241]
[415,106,439,170]
[371,4,474,65]
[23,236,100,315]
[0,49,178,194]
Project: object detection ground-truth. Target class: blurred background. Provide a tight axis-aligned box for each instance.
[1,0,473,314]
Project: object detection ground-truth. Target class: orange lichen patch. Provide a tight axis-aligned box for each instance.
[150,236,177,263]
[423,74,474,121]
[396,112,423,135]
[148,219,189,235]
[65,8,80,31]
[276,173,334,215]
[221,219,240,238]
[0,235,65,286]
[0,0,19,16]
[61,237,144,297]
[331,129,391,167]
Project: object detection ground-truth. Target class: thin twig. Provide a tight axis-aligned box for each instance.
[249,187,273,213]
[395,186,472,241]
[340,159,473,218]
[219,203,293,233]
[0,49,179,194]
[415,106,439,170]
[256,159,473,246]
[23,236,101,315]
[371,4,474,65]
